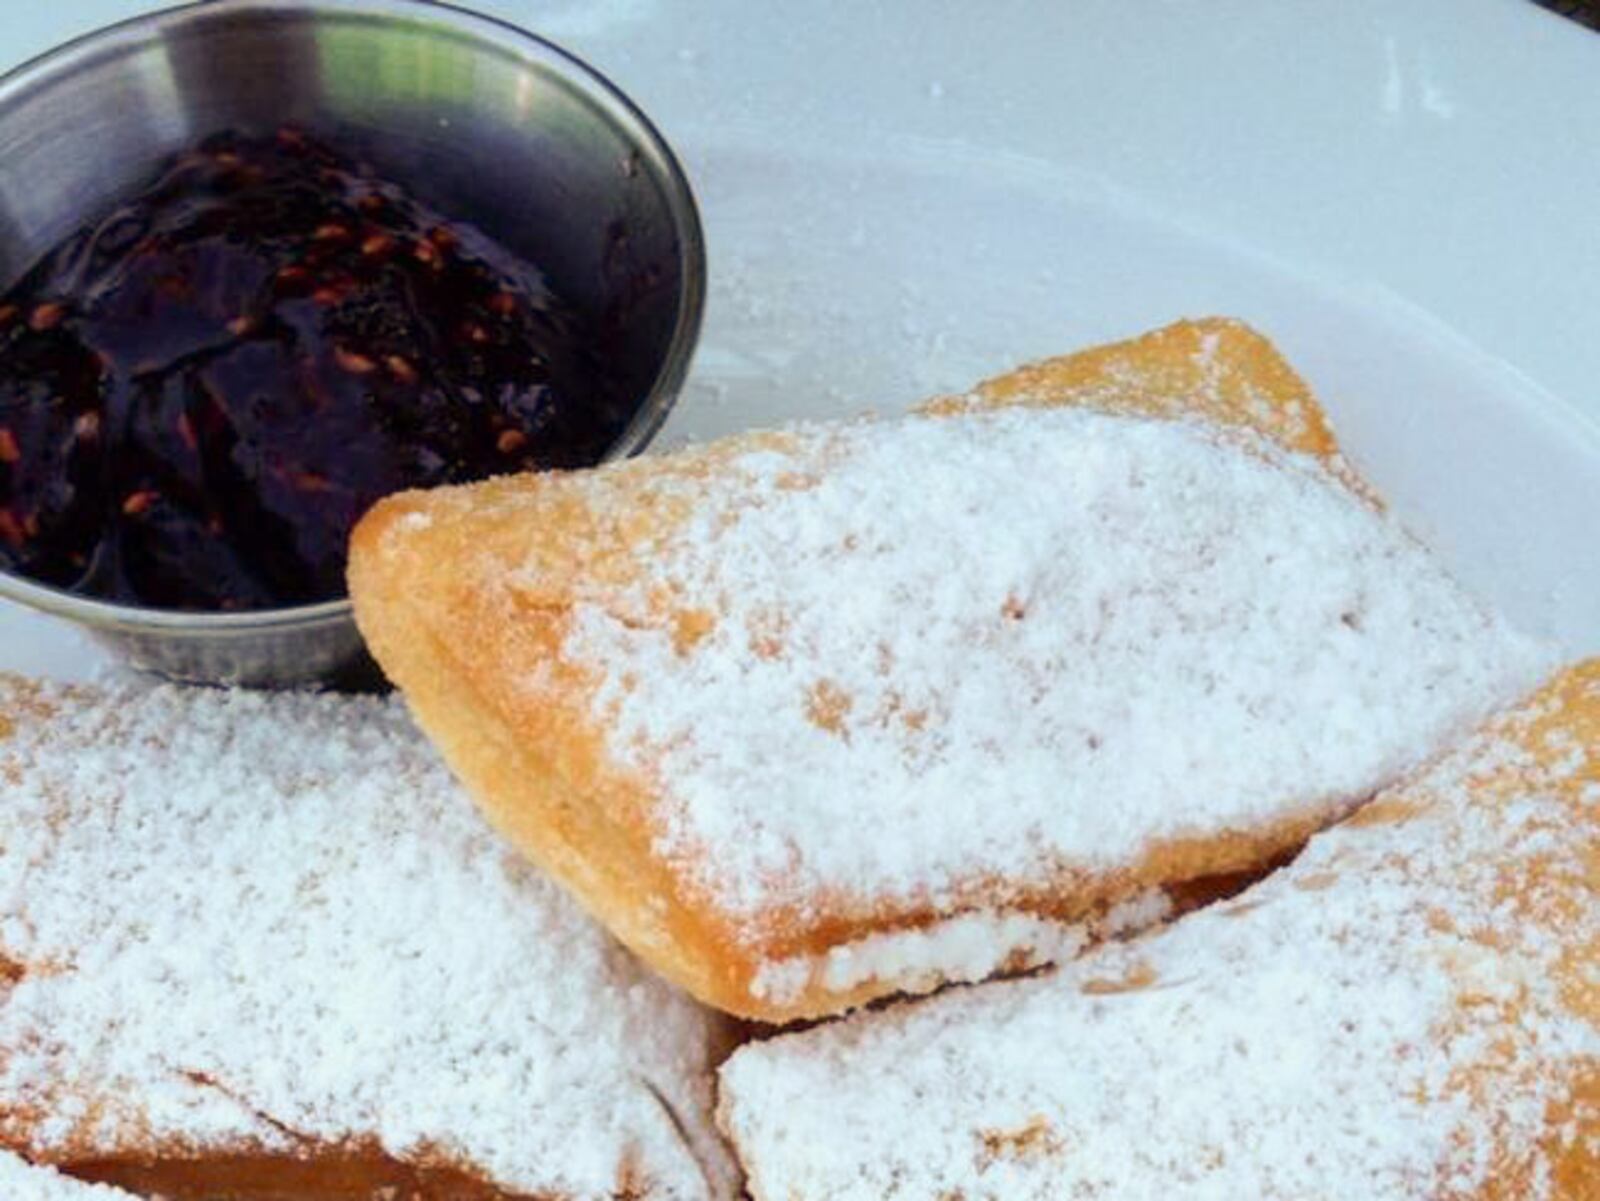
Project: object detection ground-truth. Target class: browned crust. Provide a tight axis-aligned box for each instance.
[62,1145,544,1201]
[931,316,1380,505]
[349,317,1392,1022]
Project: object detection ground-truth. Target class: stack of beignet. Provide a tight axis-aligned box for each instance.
[718,659,1600,1199]
[350,318,1550,1022]
[0,677,738,1200]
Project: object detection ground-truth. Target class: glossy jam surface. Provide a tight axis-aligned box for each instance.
[0,130,636,610]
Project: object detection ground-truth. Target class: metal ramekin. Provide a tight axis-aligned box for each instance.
[0,0,705,688]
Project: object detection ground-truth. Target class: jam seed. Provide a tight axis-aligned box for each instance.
[463,322,490,345]
[28,302,66,331]
[334,346,377,374]
[156,272,192,301]
[360,233,396,258]
[227,314,259,337]
[274,265,310,291]
[313,223,351,242]
[73,412,101,442]
[0,510,23,547]
[121,490,160,517]
[496,429,529,454]
[311,287,346,307]
[412,239,440,267]
[488,291,517,317]
[358,193,386,214]
[276,126,307,150]
[428,225,459,250]
[385,355,418,385]
[289,471,334,493]
[0,428,18,463]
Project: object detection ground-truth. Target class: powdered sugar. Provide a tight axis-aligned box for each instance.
[748,889,1171,1005]
[564,406,1551,933]
[0,680,738,1200]
[0,1152,132,1199]
[718,667,1599,1199]
[806,913,1081,999]
[749,912,1086,1006]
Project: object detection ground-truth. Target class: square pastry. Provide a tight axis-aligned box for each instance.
[718,661,1600,1198]
[0,676,738,1200]
[350,319,1549,1021]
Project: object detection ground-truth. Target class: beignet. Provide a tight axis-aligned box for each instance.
[0,676,738,1200]
[718,660,1600,1199]
[349,318,1549,1021]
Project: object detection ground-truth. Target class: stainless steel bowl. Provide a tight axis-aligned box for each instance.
[0,0,705,688]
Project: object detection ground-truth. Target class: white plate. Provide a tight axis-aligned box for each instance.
[3,0,1598,678]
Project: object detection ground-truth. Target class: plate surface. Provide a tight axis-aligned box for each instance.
[3,0,1598,678]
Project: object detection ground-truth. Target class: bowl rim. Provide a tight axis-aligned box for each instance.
[0,0,707,636]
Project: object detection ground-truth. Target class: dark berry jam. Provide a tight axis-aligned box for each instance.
[0,129,637,610]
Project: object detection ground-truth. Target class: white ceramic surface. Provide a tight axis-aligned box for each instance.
[2,0,1597,679]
